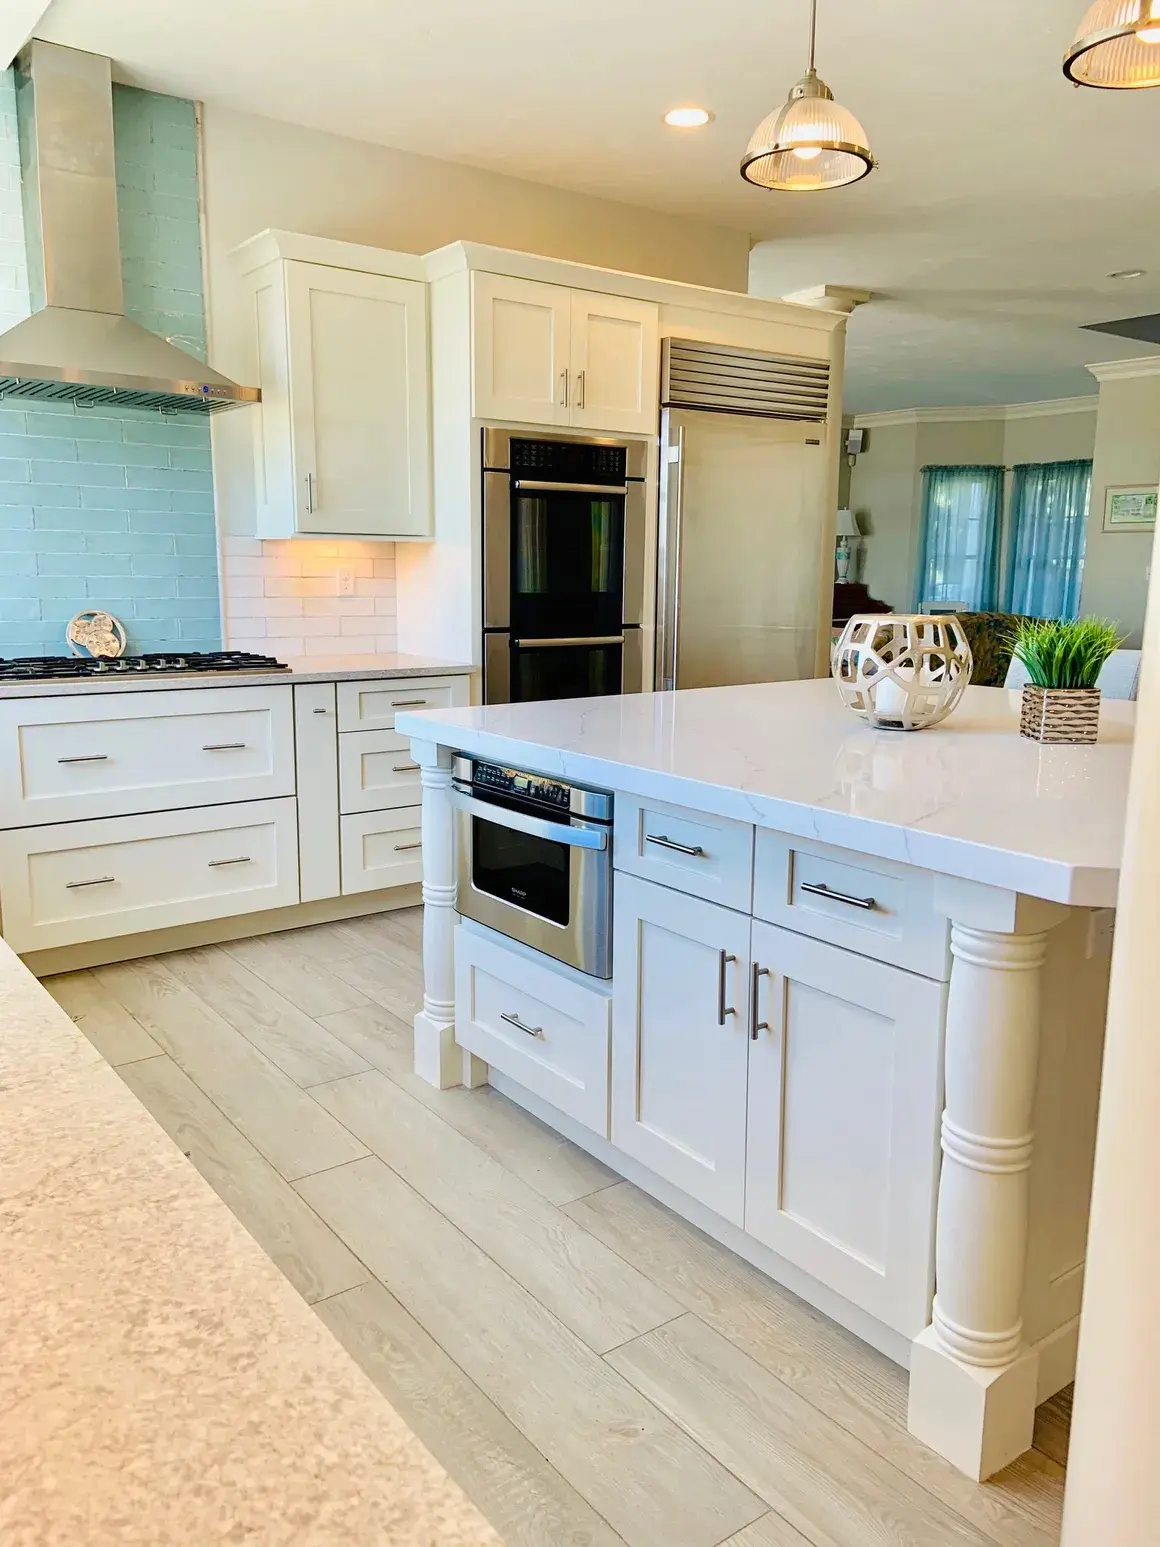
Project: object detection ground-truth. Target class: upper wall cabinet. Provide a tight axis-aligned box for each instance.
[242,255,432,540]
[472,272,659,436]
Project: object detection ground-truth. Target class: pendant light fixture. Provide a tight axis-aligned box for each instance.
[1064,0,1160,87]
[740,0,874,192]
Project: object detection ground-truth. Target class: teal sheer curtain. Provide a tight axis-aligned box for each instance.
[916,466,1004,611]
[1002,459,1091,619]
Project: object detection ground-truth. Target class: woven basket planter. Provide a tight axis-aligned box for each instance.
[1019,685,1101,744]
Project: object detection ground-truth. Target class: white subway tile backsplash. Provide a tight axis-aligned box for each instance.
[220,536,398,656]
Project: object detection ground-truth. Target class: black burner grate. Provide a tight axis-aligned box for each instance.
[0,651,290,683]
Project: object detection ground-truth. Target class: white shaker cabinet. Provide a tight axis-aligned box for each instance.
[568,289,660,436]
[243,252,432,540]
[745,918,946,1334]
[472,273,572,428]
[472,273,658,436]
[611,872,751,1225]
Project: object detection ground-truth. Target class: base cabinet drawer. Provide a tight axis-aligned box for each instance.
[614,794,754,913]
[745,918,946,1335]
[753,829,950,980]
[340,807,423,894]
[0,798,300,952]
[455,925,611,1136]
[337,676,463,733]
[338,730,421,813]
[0,686,296,827]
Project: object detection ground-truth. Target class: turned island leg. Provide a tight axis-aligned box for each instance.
[410,739,487,1090]
[908,879,1067,1480]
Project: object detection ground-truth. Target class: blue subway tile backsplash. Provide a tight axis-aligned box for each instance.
[0,70,220,659]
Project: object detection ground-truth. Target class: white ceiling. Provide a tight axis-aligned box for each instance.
[32,0,1160,412]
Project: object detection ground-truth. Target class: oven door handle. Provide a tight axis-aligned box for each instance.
[513,479,629,496]
[513,635,625,649]
[449,788,609,850]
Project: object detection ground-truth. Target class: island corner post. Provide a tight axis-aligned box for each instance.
[906,874,1073,1480]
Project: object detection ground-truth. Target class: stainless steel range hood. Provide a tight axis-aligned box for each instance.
[0,41,258,415]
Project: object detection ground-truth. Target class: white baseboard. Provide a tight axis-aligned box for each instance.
[21,883,422,976]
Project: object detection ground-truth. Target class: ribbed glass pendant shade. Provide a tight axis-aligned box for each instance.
[741,71,874,191]
[1064,0,1160,87]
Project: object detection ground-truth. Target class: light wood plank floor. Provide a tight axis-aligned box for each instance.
[45,910,1071,1547]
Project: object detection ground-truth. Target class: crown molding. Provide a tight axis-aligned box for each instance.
[853,395,1098,430]
[1085,356,1160,383]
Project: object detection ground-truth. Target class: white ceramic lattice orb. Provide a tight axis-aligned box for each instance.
[832,614,973,731]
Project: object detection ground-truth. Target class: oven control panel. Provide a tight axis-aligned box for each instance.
[471,760,573,812]
[510,438,626,484]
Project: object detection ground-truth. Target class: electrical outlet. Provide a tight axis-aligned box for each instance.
[337,566,355,596]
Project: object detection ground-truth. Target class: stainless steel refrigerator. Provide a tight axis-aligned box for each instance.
[655,339,833,692]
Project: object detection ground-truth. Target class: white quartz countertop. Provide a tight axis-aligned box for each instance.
[398,678,1134,906]
[0,652,474,699]
[0,939,500,1547]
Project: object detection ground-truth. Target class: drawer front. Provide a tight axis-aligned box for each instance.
[336,676,462,733]
[0,686,295,827]
[614,794,754,912]
[338,729,421,814]
[753,830,949,980]
[0,798,300,952]
[340,807,423,894]
[455,924,611,1136]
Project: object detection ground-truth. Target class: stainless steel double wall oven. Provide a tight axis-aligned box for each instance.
[481,428,647,704]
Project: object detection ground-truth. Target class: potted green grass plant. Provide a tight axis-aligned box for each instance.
[1011,617,1124,744]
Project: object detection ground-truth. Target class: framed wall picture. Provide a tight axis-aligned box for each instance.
[1103,485,1158,532]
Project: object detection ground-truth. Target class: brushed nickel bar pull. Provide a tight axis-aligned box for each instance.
[800,880,878,912]
[208,856,252,867]
[559,369,569,408]
[646,834,705,858]
[312,707,328,714]
[717,951,737,1026]
[58,754,108,764]
[391,698,428,708]
[501,1011,544,1040]
[203,742,246,751]
[513,479,628,496]
[513,634,625,649]
[65,875,115,889]
[392,762,420,773]
[751,963,771,1041]
[393,841,422,852]
[305,472,316,513]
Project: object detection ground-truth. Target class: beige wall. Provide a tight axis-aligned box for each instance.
[1080,374,1160,647]
[848,405,1098,612]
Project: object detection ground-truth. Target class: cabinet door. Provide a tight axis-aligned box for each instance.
[745,919,945,1335]
[569,291,659,435]
[286,262,431,538]
[612,872,750,1224]
[472,272,572,426]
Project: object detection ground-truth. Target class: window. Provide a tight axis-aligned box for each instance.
[1002,460,1091,620]
[917,466,1004,612]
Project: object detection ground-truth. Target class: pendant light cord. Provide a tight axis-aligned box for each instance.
[807,0,817,71]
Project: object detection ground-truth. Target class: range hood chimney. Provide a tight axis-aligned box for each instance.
[0,41,258,415]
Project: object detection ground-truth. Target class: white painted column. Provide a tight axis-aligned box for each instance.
[410,738,487,1091]
[1060,570,1160,1543]
[909,876,1065,1480]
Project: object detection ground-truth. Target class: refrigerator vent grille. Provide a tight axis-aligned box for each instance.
[661,339,830,422]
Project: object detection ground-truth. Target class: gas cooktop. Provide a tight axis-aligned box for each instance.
[0,651,290,683]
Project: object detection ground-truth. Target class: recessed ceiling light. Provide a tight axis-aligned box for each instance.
[664,106,714,128]
[1108,268,1147,280]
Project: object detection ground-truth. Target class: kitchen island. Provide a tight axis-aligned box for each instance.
[399,678,1131,1484]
